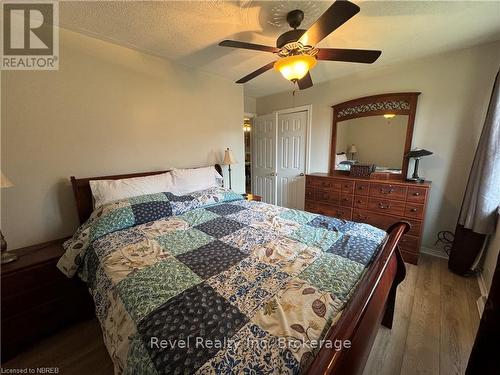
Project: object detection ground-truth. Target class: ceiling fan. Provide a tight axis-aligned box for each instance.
[219,0,381,90]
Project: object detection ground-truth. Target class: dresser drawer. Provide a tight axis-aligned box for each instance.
[315,189,341,205]
[307,177,341,191]
[304,200,317,213]
[315,202,333,216]
[399,234,420,253]
[305,188,315,200]
[369,183,407,201]
[340,180,354,194]
[340,193,353,207]
[354,196,368,209]
[352,209,422,237]
[1,261,66,299]
[314,189,329,202]
[2,291,93,362]
[354,181,369,196]
[406,186,427,204]
[353,209,397,230]
[368,198,405,216]
[306,176,322,188]
[405,219,422,237]
[317,203,352,221]
[405,203,425,219]
[2,278,86,320]
[400,249,419,264]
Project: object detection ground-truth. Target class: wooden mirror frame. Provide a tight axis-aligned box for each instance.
[329,92,421,176]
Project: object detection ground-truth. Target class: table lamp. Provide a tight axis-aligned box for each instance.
[348,144,357,160]
[1,172,17,264]
[223,148,236,189]
[405,149,433,183]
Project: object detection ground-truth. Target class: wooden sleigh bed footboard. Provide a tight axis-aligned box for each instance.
[308,221,410,375]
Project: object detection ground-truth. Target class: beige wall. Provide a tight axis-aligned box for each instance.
[257,41,500,249]
[1,28,244,250]
[244,96,256,114]
[336,115,408,169]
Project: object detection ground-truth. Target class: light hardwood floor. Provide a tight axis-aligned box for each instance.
[3,255,480,375]
[364,254,480,375]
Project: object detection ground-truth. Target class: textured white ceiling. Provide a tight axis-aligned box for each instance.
[60,1,500,97]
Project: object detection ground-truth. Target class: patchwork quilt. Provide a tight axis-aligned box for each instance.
[57,187,387,375]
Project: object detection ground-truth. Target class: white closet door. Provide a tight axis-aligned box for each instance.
[252,113,277,204]
[276,111,308,209]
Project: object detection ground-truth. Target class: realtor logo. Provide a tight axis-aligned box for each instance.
[1,1,59,70]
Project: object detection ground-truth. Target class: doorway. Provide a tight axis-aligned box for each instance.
[243,118,252,193]
[251,106,311,209]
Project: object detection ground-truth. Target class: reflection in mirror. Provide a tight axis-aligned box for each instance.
[335,115,409,173]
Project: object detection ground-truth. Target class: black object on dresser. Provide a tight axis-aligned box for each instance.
[1,239,93,362]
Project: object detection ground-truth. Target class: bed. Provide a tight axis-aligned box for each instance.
[58,164,408,375]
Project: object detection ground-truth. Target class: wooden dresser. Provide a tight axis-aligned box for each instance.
[1,239,94,362]
[305,173,431,264]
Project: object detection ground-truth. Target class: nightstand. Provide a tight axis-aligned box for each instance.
[1,239,93,362]
[242,193,262,202]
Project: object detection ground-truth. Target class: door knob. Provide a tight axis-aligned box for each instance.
[270,172,277,176]
[299,173,305,176]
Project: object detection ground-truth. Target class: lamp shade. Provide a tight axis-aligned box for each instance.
[348,144,358,154]
[1,172,13,188]
[223,148,236,165]
[243,119,251,132]
[274,54,317,82]
[405,149,433,159]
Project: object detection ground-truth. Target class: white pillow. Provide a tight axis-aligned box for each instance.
[171,166,222,195]
[335,153,348,168]
[90,172,175,208]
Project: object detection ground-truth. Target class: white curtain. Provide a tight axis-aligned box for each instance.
[459,70,500,234]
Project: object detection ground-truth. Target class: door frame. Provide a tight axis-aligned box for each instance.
[275,104,312,175]
[251,105,312,203]
[244,112,256,194]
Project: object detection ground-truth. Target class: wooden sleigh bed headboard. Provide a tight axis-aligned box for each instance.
[70,164,223,224]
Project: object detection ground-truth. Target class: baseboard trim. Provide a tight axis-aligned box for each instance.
[477,272,488,296]
[476,296,486,317]
[476,272,488,317]
[421,246,449,259]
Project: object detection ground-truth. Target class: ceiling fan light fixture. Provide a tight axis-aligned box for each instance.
[274,54,317,82]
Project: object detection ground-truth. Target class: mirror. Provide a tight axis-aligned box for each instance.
[335,115,409,173]
[329,92,420,177]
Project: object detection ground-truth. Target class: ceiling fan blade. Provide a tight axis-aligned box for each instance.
[219,40,279,53]
[299,0,360,46]
[297,72,313,90]
[236,61,276,83]
[316,48,381,63]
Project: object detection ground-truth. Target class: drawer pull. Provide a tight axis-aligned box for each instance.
[356,214,367,220]
[358,186,366,190]
[413,192,421,196]
[344,184,351,188]
[357,200,363,203]
[410,208,418,212]
[378,203,391,209]
[380,186,395,194]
